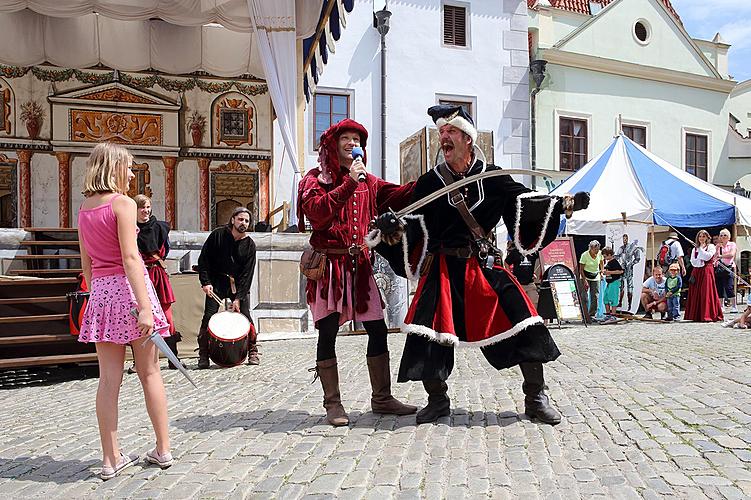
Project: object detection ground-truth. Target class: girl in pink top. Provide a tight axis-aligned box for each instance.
[78,143,173,480]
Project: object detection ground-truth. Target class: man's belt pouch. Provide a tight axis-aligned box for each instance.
[300,248,327,281]
[583,270,599,280]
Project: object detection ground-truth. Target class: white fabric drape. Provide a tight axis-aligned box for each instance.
[0,10,265,76]
[0,0,322,36]
[248,0,301,225]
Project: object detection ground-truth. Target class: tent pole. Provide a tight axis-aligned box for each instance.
[650,203,655,273]
[734,198,738,306]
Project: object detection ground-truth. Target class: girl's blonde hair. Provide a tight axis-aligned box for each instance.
[133,194,151,209]
[82,143,133,197]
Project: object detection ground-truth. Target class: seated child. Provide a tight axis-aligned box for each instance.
[722,293,751,329]
[601,247,624,320]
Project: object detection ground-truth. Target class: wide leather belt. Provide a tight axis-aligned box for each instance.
[317,245,364,256]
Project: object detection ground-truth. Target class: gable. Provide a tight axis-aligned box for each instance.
[556,0,719,79]
[49,82,179,108]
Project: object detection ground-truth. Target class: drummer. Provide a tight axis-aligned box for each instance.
[196,207,258,369]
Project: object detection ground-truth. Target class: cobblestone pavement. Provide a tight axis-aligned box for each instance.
[1,320,751,499]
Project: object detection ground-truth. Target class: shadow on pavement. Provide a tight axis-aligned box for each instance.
[0,456,98,483]
[0,365,99,390]
[172,408,525,433]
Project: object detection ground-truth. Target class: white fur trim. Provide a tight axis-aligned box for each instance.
[513,192,557,258]
[402,214,428,281]
[403,315,544,348]
[436,116,478,143]
[364,228,382,248]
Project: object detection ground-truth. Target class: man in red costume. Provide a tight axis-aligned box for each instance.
[297,119,417,426]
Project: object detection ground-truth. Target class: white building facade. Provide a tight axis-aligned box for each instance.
[528,0,751,190]
[301,0,532,183]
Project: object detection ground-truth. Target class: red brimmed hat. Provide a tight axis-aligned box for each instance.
[317,118,368,186]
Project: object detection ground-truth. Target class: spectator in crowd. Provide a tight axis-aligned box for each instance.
[579,241,603,322]
[601,247,623,321]
[665,263,683,321]
[685,229,723,322]
[657,231,686,276]
[641,266,668,320]
[714,228,737,313]
[723,293,751,329]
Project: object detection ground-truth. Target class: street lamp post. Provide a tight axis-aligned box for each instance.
[374,7,392,180]
[529,59,547,190]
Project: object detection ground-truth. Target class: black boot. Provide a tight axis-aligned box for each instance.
[165,333,185,370]
[416,379,450,424]
[197,328,210,369]
[520,362,561,425]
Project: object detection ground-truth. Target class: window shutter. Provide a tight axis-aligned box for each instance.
[444,5,466,47]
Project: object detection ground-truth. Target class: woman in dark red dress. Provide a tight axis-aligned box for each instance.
[685,229,723,322]
[132,195,182,369]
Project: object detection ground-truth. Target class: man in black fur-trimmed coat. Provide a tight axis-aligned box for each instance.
[371,105,589,425]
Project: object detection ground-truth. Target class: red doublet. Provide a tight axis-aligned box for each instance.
[298,169,413,321]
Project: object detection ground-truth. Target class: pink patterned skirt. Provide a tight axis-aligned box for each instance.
[78,273,170,344]
[310,269,384,326]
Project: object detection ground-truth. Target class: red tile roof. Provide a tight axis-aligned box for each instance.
[528,0,681,24]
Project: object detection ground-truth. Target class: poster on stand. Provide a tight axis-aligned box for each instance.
[605,223,648,314]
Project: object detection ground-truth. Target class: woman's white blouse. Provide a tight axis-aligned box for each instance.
[690,244,715,267]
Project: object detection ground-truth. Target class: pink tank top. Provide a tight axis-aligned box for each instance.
[78,194,129,279]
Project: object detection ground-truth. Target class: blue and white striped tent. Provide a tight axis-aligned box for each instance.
[550,134,751,234]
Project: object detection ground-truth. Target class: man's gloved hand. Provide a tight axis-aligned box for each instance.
[374,211,402,235]
[573,191,590,212]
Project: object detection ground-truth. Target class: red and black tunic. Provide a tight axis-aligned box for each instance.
[375,160,565,382]
[137,216,176,334]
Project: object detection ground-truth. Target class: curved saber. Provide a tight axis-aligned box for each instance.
[394,168,570,217]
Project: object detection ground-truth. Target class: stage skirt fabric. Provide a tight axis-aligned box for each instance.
[684,265,723,322]
[397,255,561,382]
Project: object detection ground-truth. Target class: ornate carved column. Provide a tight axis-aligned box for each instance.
[16,150,33,228]
[55,152,72,228]
[161,157,178,229]
[197,158,211,231]
[258,159,271,222]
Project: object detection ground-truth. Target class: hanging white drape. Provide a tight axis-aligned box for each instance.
[247,0,301,225]
[0,0,322,36]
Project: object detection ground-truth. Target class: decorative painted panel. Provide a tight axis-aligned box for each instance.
[127,162,152,198]
[0,154,17,228]
[209,161,258,229]
[77,88,160,105]
[70,109,163,145]
[212,94,255,148]
[1,87,10,134]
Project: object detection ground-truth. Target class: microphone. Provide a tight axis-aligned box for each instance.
[352,146,366,182]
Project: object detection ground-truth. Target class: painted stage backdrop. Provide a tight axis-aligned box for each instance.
[605,223,647,314]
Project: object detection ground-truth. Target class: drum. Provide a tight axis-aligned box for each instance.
[207,311,252,367]
[66,291,90,335]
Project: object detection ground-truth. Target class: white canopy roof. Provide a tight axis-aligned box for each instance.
[0,0,323,77]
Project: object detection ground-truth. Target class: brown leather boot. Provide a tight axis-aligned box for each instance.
[367,352,417,415]
[313,358,349,426]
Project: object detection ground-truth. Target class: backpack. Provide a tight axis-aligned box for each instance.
[657,240,672,267]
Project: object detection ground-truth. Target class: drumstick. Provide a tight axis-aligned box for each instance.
[208,290,224,307]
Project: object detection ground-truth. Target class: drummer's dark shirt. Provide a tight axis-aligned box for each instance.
[197,225,256,298]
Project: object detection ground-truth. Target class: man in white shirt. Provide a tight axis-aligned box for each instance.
[641,267,668,319]
[662,232,686,276]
